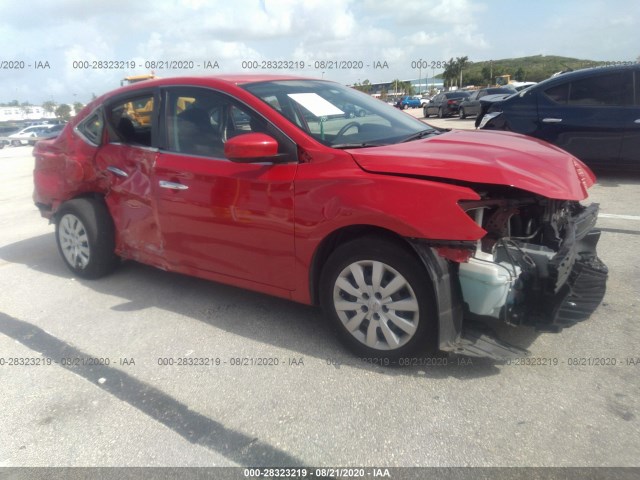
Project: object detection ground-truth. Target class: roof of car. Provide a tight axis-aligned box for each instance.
[548,63,639,80]
[103,74,321,102]
[120,74,313,89]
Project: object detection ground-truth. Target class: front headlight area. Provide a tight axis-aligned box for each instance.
[455,191,569,323]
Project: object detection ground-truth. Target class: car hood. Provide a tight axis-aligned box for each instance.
[347,130,591,200]
[478,93,513,105]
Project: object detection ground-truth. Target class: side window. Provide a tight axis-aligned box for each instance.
[568,73,625,106]
[106,94,154,146]
[164,87,297,162]
[75,109,104,146]
[544,82,570,104]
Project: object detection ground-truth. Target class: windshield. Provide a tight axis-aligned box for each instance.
[243,80,434,148]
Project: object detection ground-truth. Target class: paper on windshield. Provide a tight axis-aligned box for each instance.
[287,93,344,117]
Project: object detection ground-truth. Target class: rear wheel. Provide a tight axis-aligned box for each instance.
[55,198,118,279]
[320,237,437,360]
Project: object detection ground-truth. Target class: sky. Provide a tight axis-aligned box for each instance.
[0,0,638,105]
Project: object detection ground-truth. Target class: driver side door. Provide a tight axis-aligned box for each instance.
[153,86,299,292]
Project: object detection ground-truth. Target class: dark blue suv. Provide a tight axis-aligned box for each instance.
[478,64,640,168]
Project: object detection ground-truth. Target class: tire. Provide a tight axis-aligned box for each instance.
[320,236,437,361]
[55,198,118,279]
[459,108,466,119]
[438,108,444,118]
[11,139,21,147]
[423,108,429,118]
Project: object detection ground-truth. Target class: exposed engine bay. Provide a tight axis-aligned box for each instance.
[458,188,608,332]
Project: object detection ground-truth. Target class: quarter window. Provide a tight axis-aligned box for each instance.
[75,109,104,146]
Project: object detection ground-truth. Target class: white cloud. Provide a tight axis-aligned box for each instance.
[0,0,638,104]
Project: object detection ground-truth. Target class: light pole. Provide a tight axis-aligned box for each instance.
[431,67,435,93]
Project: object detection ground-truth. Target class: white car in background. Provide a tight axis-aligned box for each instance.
[8,125,52,146]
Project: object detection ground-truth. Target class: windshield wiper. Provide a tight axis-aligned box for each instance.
[332,142,387,149]
[400,129,438,143]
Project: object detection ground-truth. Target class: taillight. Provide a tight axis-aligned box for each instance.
[447,99,456,105]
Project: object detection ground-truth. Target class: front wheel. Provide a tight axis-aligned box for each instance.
[320,237,437,360]
[55,198,118,279]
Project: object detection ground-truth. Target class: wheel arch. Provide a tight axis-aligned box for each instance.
[308,225,415,307]
[308,226,464,352]
[52,191,108,222]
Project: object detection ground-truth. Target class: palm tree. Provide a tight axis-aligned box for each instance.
[443,58,457,89]
[456,56,470,88]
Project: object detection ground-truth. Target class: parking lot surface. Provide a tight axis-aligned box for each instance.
[1,141,639,467]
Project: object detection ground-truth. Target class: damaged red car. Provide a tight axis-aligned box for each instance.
[33,75,608,361]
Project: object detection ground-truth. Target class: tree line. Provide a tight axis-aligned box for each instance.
[352,54,627,95]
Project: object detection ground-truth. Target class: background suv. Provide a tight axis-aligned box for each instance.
[479,64,640,168]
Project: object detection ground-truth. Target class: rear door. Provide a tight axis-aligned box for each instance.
[94,90,165,265]
[427,94,442,115]
[536,71,627,166]
[466,90,482,116]
[153,86,298,290]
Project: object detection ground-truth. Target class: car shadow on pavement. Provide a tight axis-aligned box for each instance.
[592,169,640,187]
[0,310,305,468]
[0,233,547,381]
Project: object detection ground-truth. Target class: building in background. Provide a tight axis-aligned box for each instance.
[357,77,444,98]
[0,106,58,123]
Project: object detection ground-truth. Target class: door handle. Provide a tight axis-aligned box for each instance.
[106,166,128,178]
[542,118,563,123]
[159,180,189,190]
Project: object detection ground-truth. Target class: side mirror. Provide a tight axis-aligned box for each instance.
[224,133,279,163]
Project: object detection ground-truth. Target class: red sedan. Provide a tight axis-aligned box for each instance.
[33,75,608,361]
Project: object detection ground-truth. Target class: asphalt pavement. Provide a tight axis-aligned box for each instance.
[0,138,639,468]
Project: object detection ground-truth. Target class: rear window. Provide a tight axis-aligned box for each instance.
[446,92,469,99]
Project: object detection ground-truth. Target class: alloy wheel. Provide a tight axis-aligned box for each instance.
[58,213,91,269]
[332,260,420,350]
